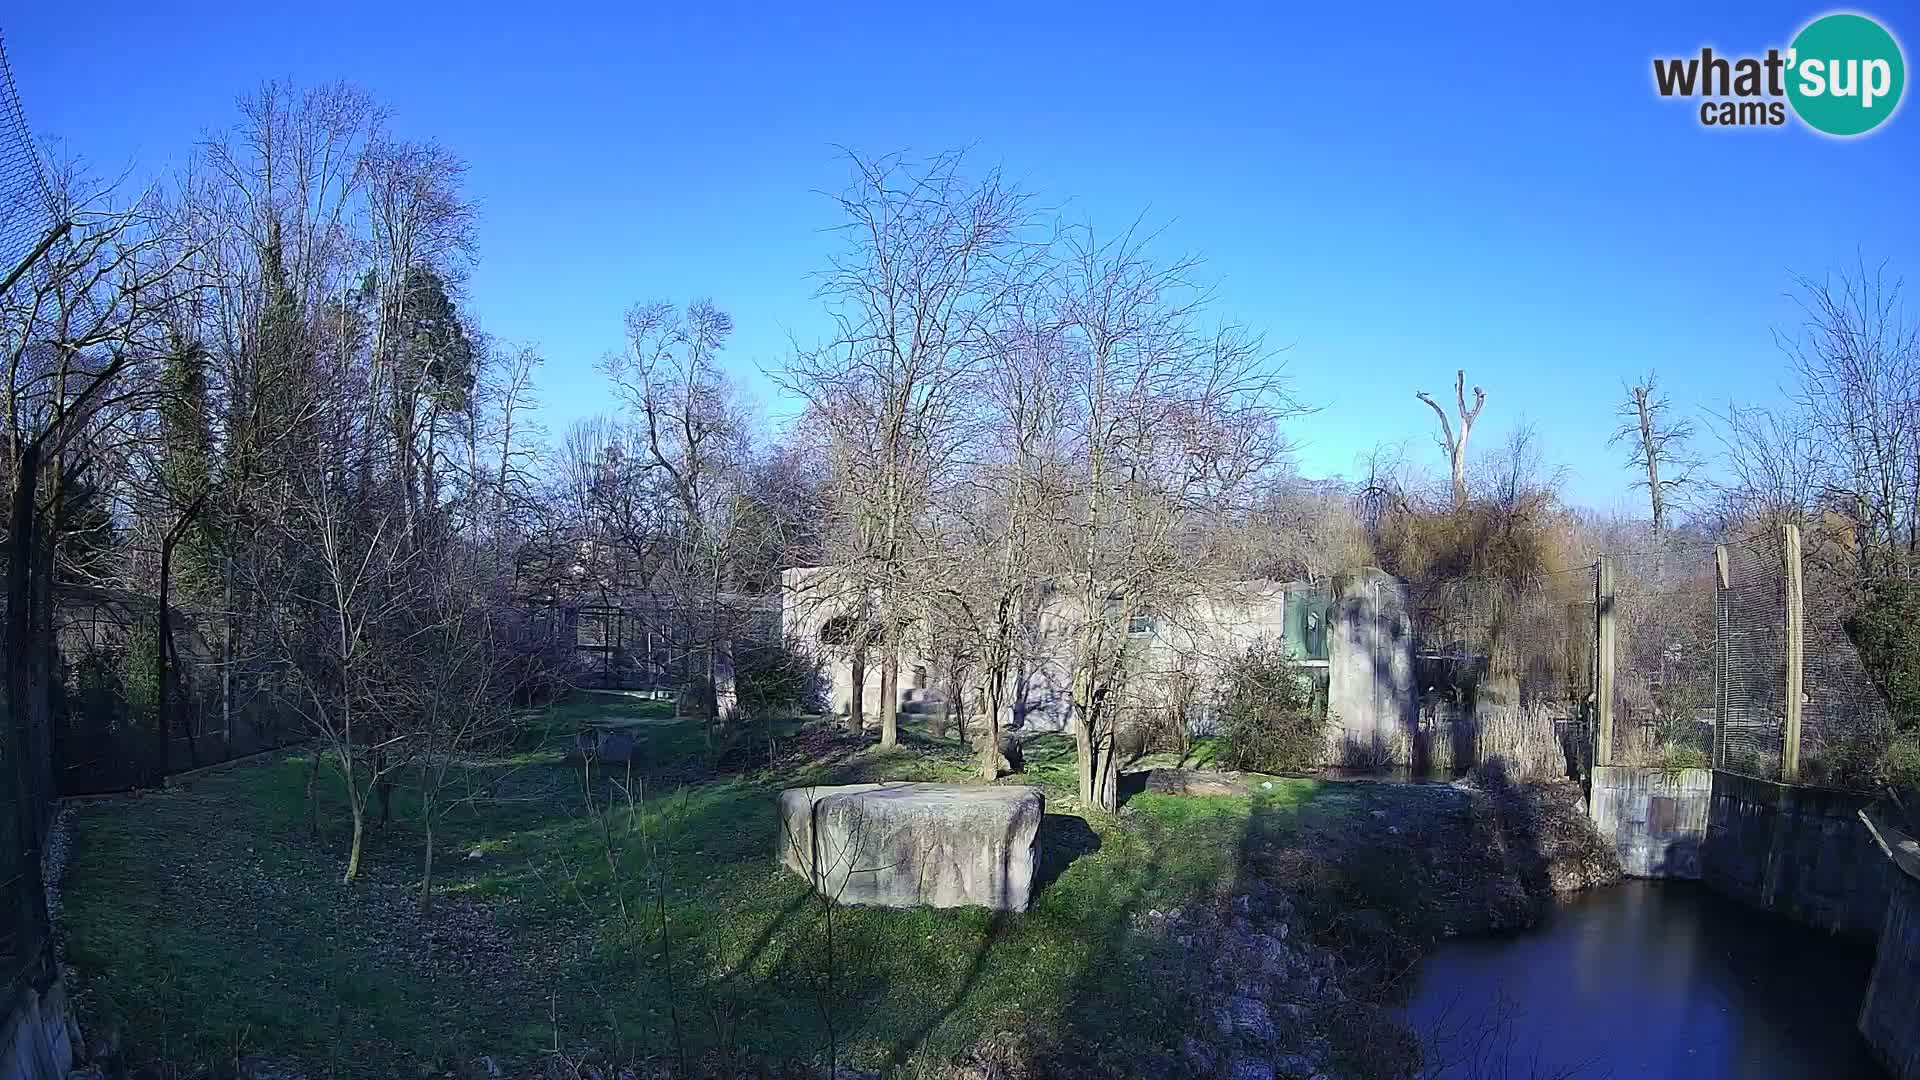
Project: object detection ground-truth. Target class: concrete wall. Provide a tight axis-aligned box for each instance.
[779,567,1415,749]
[1587,767,1889,937]
[1858,813,1920,1080]
[1326,569,1415,761]
[1700,771,1889,937]
[1589,766,1711,878]
[0,976,74,1080]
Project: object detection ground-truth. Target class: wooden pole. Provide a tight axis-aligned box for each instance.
[1782,523,1804,782]
[1595,556,1616,769]
[1713,544,1729,771]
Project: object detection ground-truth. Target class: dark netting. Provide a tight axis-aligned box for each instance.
[1415,564,1595,781]
[0,27,57,1003]
[1609,547,1717,766]
[1718,532,1788,779]
[1801,560,1892,787]
[0,32,53,288]
[51,585,305,796]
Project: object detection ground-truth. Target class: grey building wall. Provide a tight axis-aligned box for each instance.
[779,567,1413,750]
[1589,765,1711,878]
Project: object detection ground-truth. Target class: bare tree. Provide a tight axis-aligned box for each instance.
[601,299,758,750]
[1417,369,1486,508]
[1716,263,1919,573]
[778,150,1037,749]
[1784,264,1918,571]
[259,460,421,883]
[952,300,1066,777]
[1231,478,1373,588]
[1610,371,1698,531]
[1049,222,1300,811]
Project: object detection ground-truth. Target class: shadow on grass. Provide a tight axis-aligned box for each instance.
[1034,813,1101,897]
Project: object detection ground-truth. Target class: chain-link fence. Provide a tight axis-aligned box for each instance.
[1608,546,1718,767]
[567,594,782,693]
[52,585,301,795]
[1798,556,1891,786]
[0,32,52,283]
[0,22,59,1021]
[1716,533,1788,777]
[1414,564,1595,781]
[1702,527,1890,787]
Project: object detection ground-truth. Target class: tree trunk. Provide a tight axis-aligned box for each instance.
[344,808,366,884]
[342,743,365,883]
[879,647,899,748]
[305,750,321,839]
[847,650,867,735]
[221,558,232,753]
[703,635,719,754]
[1095,728,1118,812]
[1637,388,1665,531]
[420,813,435,914]
[981,679,1004,782]
[157,536,180,777]
[377,769,393,830]
[1072,671,1096,805]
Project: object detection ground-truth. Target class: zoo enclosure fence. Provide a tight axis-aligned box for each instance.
[1597,524,1890,790]
[1,23,62,1026]
[1414,564,1597,781]
[52,585,304,796]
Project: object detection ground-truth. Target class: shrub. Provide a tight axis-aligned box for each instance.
[1850,567,1920,735]
[1885,733,1920,792]
[1656,743,1710,778]
[734,636,823,719]
[1216,638,1327,774]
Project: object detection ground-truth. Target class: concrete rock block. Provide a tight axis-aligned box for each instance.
[777,783,1044,911]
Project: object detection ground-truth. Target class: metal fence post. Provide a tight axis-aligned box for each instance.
[1782,523,1804,782]
[1714,544,1728,770]
[1595,556,1616,769]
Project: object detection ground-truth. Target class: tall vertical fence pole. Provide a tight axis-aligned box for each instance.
[1714,543,1729,771]
[1782,523,1804,782]
[1595,555,1616,769]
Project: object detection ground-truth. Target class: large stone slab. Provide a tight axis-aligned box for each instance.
[777,783,1044,911]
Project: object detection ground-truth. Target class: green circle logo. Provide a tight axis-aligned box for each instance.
[1787,13,1906,136]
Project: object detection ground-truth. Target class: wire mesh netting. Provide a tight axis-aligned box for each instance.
[1414,564,1595,781]
[1801,560,1893,786]
[0,26,56,1006]
[52,586,303,795]
[0,32,52,286]
[1714,530,1891,786]
[1717,532,1789,777]
[1609,547,1718,767]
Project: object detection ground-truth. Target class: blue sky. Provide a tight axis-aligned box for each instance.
[8,1,1917,512]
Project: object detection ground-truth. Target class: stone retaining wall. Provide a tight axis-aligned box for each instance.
[1589,765,1710,878]
[1700,771,1888,937]
[1858,812,1920,1080]
[1587,767,1889,935]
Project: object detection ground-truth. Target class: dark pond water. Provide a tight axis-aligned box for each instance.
[1407,880,1885,1079]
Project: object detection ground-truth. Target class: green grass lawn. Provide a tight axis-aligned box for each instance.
[60,697,1343,1078]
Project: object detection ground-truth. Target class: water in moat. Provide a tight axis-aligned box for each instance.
[1408,879,1885,1078]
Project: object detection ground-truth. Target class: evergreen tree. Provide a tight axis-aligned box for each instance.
[159,329,214,600]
